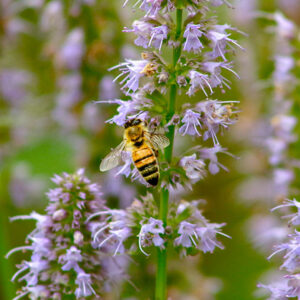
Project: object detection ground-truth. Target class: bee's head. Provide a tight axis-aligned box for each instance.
[124,118,142,129]
[124,118,144,140]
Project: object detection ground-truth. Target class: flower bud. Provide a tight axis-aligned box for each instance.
[53,209,67,221]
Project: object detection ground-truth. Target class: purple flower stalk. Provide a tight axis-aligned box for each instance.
[257,12,299,299]
[183,23,204,53]
[7,169,126,299]
[95,0,243,298]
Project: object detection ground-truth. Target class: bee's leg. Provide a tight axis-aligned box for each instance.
[154,149,159,157]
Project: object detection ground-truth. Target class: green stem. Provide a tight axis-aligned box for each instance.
[0,207,15,300]
[173,9,183,67]
[155,8,183,300]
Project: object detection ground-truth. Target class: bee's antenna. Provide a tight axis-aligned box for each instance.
[126,110,144,121]
[134,110,144,119]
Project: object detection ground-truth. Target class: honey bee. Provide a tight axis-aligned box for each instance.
[100,118,170,187]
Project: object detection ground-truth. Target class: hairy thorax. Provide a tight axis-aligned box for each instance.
[124,124,146,149]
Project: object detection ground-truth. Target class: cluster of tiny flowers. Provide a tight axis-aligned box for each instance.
[114,8,242,100]
[171,200,230,256]
[258,13,300,300]
[89,193,164,257]
[7,169,125,299]
[178,100,239,145]
[89,193,228,258]
[97,0,241,189]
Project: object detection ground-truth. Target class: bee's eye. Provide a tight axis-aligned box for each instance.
[132,119,141,126]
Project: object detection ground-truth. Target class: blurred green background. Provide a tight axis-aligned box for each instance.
[1,0,300,299]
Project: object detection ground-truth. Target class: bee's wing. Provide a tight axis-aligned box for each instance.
[145,132,170,150]
[100,141,126,172]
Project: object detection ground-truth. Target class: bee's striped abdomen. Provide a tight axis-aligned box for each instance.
[132,144,159,187]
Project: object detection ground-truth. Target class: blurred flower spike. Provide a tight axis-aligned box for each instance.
[257,11,300,300]
[7,169,126,299]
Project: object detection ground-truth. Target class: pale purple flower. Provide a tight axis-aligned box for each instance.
[61,246,82,271]
[176,200,193,216]
[202,61,239,89]
[213,24,241,35]
[272,199,300,226]
[124,20,153,48]
[96,220,131,255]
[149,25,168,51]
[183,23,203,53]
[197,100,237,145]
[199,145,231,174]
[273,12,295,39]
[268,231,300,273]
[180,154,206,181]
[174,220,228,254]
[178,109,202,136]
[108,227,132,255]
[271,115,296,140]
[258,280,290,300]
[75,272,96,298]
[273,56,294,85]
[174,221,197,248]
[139,0,163,17]
[138,218,165,255]
[101,255,129,291]
[20,257,49,286]
[273,168,294,197]
[29,237,52,256]
[187,70,213,97]
[206,29,243,60]
[96,97,149,126]
[177,75,187,87]
[14,285,50,300]
[109,59,149,94]
[266,137,287,165]
[91,209,132,256]
[285,274,300,298]
[9,212,52,233]
[104,99,138,126]
[142,217,164,234]
[247,215,290,253]
[58,28,85,70]
[196,223,228,253]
